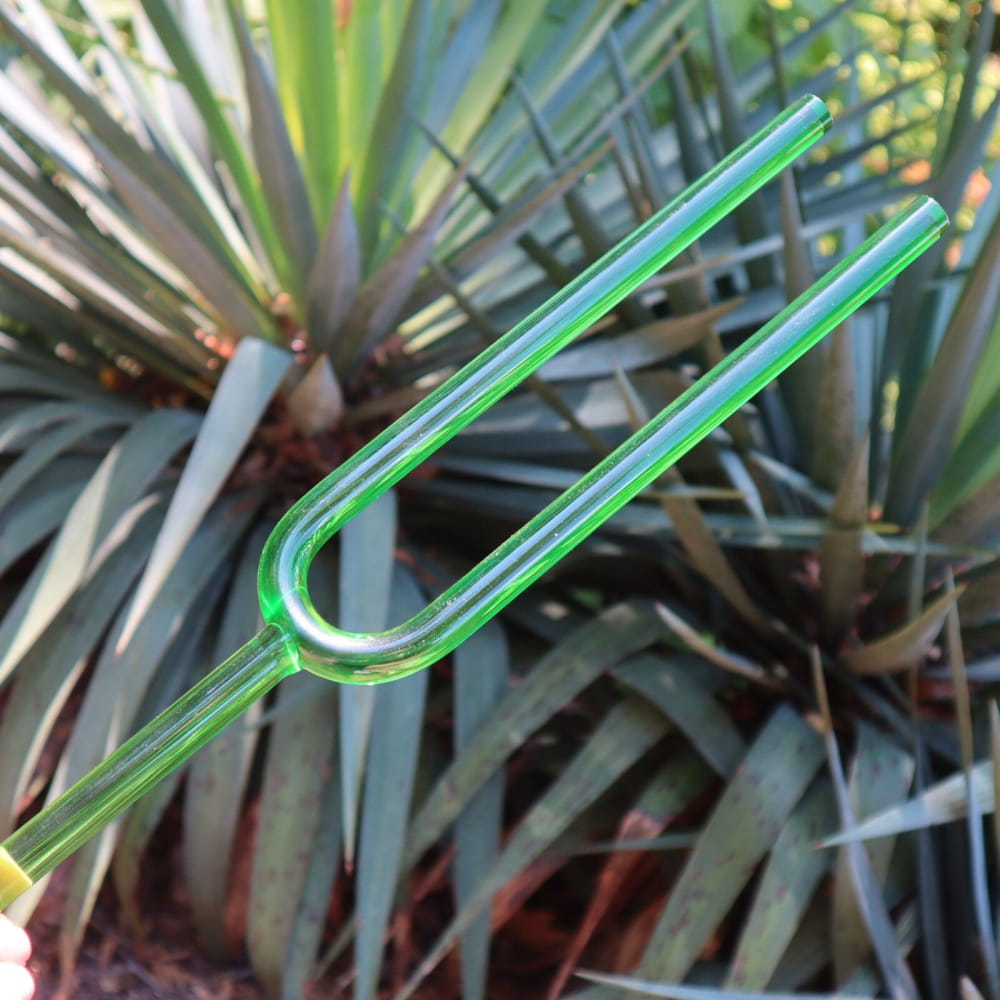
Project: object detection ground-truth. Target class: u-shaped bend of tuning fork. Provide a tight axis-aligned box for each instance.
[256,95,945,684]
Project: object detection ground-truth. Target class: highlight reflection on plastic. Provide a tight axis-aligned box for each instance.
[0,95,948,908]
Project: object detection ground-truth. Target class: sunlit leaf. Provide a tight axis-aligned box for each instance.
[117,338,290,651]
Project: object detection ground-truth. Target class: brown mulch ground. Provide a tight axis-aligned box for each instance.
[27,898,269,1000]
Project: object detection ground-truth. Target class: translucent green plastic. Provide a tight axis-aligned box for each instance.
[0,95,948,906]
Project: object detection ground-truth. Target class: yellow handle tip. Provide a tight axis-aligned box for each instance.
[0,847,31,909]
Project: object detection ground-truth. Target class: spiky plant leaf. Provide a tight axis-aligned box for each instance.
[336,489,398,865]
[182,521,270,958]
[632,705,824,985]
[353,565,428,1000]
[453,620,509,1000]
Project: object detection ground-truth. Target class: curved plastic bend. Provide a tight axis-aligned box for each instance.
[257,96,832,681]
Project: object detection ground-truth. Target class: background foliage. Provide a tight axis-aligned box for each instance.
[0,1,999,998]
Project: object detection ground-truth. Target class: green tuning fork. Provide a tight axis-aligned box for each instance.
[0,95,947,907]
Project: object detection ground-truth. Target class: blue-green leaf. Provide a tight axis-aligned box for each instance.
[117,337,291,649]
[354,565,429,1000]
[454,621,509,1000]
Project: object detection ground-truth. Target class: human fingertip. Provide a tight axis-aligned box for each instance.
[0,916,30,963]
[0,961,35,1000]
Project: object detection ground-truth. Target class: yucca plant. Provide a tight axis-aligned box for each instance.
[0,0,999,998]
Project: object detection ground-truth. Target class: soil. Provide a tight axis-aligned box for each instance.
[27,898,268,1000]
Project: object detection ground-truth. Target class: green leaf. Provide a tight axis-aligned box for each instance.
[933,367,1000,530]
[576,971,874,1000]
[336,163,467,375]
[879,89,1000,502]
[463,0,691,219]
[441,140,610,289]
[454,620,509,1000]
[396,693,671,1000]
[840,588,961,676]
[959,559,1000,626]
[87,134,276,340]
[247,539,340,998]
[308,172,362,355]
[247,673,338,996]
[513,75,620,272]
[938,0,996,167]
[281,752,342,1000]
[951,170,1000,437]
[338,489,398,865]
[337,0,408,199]
[653,603,773,687]
[354,564,429,1000]
[0,408,202,683]
[990,701,1000,869]
[140,0,281,264]
[356,0,440,259]
[0,361,105,401]
[813,662,919,1000]
[777,164,828,453]
[942,580,1000,1000]
[820,435,869,642]
[831,724,914,984]
[183,522,270,958]
[411,0,549,217]
[548,752,714,999]
[539,304,736,382]
[0,495,165,836]
[633,704,824,984]
[820,757,996,847]
[911,742,951,1000]
[112,608,220,931]
[228,0,316,305]
[48,490,260,950]
[605,26,668,209]
[405,600,670,866]
[0,399,91,449]
[0,409,132,514]
[615,367,768,631]
[0,475,88,581]
[263,0,339,225]
[613,652,746,777]
[117,337,291,649]
[725,778,837,990]
[933,469,1000,547]
[889,207,1000,526]
[285,354,344,437]
[80,0,266,288]
[703,0,775,289]
[0,3,265,307]
[412,116,574,287]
